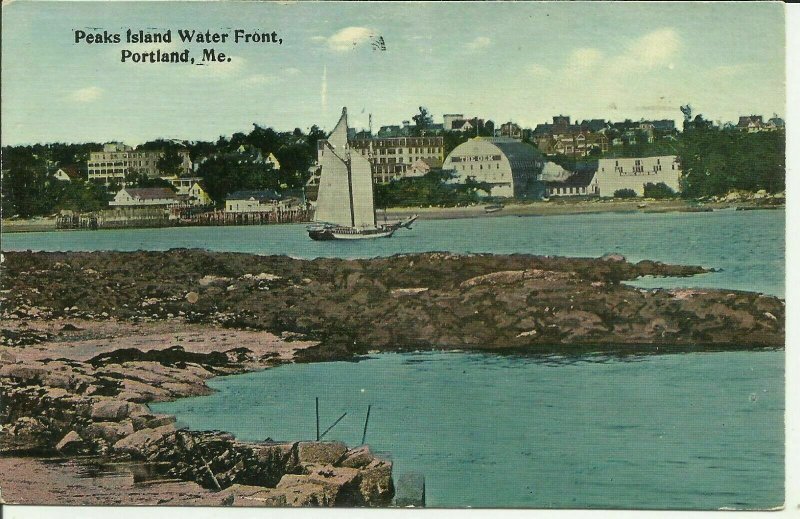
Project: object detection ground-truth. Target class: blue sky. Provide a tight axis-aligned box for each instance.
[1,1,786,145]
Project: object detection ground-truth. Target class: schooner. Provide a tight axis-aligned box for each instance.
[308,108,417,240]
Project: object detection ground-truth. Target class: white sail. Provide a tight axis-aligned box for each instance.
[315,141,354,227]
[327,108,348,151]
[314,107,377,229]
[349,149,377,229]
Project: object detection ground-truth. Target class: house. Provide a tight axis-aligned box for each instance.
[225,190,287,213]
[737,115,763,132]
[545,167,599,197]
[532,116,609,157]
[161,176,212,206]
[442,137,545,198]
[407,157,441,178]
[53,165,82,182]
[499,122,523,140]
[595,156,681,197]
[109,187,179,207]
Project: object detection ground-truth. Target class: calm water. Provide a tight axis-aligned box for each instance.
[152,350,784,509]
[1,209,785,296]
[5,209,785,508]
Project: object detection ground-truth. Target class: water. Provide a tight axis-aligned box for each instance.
[1,209,785,296]
[151,350,784,509]
[5,209,785,507]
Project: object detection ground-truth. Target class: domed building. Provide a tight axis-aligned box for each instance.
[442,137,545,198]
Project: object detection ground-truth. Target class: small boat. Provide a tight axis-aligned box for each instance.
[485,203,504,213]
[308,108,417,241]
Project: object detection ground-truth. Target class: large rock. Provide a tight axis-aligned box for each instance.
[55,430,85,454]
[358,459,394,506]
[297,441,348,465]
[112,424,175,458]
[90,399,132,421]
[338,445,375,469]
[276,475,335,506]
[84,420,135,443]
[394,473,426,507]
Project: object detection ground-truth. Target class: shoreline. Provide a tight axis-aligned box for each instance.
[0,250,785,506]
[0,320,395,506]
[1,199,785,234]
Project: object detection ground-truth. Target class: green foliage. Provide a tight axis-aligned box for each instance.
[156,147,184,176]
[411,107,433,136]
[614,189,637,199]
[678,118,785,197]
[374,170,490,208]
[643,182,676,199]
[0,147,110,217]
[126,173,177,190]
[197,155,279,206]
[442,132,470,158]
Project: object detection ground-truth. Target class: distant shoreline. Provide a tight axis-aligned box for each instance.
[1,198,784,234]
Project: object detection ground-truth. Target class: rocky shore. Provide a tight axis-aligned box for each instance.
[0,250,784,506]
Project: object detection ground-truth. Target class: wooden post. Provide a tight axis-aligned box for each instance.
[361,405,371,445]
[316,397,320,441]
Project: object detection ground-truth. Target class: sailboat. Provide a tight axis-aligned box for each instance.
[308,108,417,241]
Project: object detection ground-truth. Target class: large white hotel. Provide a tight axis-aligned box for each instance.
[87,142,192,184]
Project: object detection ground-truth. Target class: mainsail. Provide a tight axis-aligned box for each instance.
[314,108,377,229]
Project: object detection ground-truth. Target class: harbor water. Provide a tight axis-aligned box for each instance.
[3,209,785,508]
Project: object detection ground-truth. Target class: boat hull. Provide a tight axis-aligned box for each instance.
[308,227,395,241]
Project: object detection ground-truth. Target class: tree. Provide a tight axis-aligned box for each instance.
[197,155,279,206]
[643,182,676,199]
[156,148,184,176]
[412,106,433,135]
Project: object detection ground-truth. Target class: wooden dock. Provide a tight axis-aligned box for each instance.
[56,207,313,230]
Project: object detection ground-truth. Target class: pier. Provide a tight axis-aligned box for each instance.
[56,207,314,230]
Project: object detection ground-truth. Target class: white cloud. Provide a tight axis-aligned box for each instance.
[625,28,681,68]
[326,26,375,52]
[70,86,103,102]
[467,36,491,50]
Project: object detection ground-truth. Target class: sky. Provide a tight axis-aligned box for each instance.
[1,1,787,146]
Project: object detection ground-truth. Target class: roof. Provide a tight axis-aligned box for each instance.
[124,187,177,200]
[226,189,281,201]
[546,168,597,188]
[56,164,82,179]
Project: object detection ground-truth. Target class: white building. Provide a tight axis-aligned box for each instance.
[88,142,192,184]
[442,137,545,198]
[595,156,681,197]
[443,114,465,130]
[109,187,179,207]
[545,169,599,197]
[161,176,212,206]
[225,190,289,213]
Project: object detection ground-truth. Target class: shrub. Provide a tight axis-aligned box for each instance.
[643,182,676,199]
[614,189,638,199]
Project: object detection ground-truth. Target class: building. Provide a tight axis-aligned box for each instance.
[53,165,82,182]
[595,156,681,197]
[442,137,545,198]
[225,190,291,213]
[545,168,599,197]
[499,122,523,139]
[532,116,609,157]
[109,187,179,207]
[88,142,191,184]
[339,136,444,184]
[736,115,784,132]
[161,176,212,206]
[443,114,465,130]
